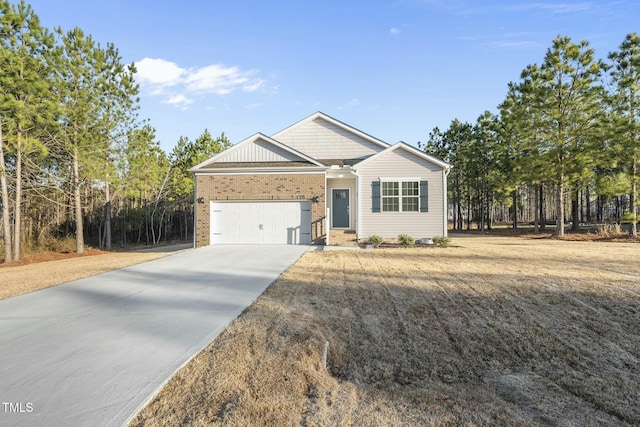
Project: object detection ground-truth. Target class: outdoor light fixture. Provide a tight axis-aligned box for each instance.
[311,196,319,203]
[196,197,204,204]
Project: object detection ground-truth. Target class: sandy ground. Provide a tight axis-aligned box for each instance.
[130,235,640,426]
[0,244,192,300]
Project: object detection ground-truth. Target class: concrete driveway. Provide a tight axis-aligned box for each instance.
[0,244,311,427]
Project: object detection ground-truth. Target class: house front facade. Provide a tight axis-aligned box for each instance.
[190,112,450,247]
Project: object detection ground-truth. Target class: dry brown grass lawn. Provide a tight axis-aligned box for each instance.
[0,246,188,300]
[128,235,636,425]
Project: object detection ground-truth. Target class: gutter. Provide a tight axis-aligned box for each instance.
[192,166,328,175]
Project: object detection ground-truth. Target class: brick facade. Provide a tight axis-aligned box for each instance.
[195,173,326,247]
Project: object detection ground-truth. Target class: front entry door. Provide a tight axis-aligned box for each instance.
[332,189,349,228]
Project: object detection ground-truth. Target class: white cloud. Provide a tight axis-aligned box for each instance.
[506,2,592,14]
[135,58,185,87]
[459,32,542,50]
[390,27,401,35]
[185,64,263,95]
[164,94,193,108]
[245,102,261,110]
[243,78,265,92]
[338,98,360,110]
[134,58,265,108]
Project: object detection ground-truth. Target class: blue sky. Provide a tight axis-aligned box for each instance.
[25,0,640,153]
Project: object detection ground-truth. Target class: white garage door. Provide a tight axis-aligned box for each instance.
[210,201,312,244]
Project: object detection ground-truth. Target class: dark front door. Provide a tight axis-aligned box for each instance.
[332,189,349,228]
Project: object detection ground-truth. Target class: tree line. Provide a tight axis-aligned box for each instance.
[4,2,638,264]
[423,34,640,237]
[0,0,230,262]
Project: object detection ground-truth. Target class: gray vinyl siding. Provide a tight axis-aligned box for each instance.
[327,178,356,229]
[275,118,384,160]
[213,138,306,163]
[358,148,446,239]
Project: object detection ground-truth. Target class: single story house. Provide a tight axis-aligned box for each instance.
[190,112,450,246]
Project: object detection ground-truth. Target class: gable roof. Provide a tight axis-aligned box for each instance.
[189,132,326,171]
[272,111,390,150]
[352,141,451,171]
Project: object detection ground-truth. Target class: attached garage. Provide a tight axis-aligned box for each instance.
[210,201,312,244]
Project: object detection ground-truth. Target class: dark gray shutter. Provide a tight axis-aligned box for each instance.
[371,181,381,213]
[420,181,428,212]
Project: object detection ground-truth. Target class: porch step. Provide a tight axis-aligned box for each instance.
[328,230,359,246]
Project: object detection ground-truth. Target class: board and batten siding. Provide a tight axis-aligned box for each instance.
[275,118,384,160]
[357,148,446,239]
[212,138,305,163]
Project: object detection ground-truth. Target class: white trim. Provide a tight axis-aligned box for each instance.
[379,177,421,182]
[193,175,197,247]
[355,174,361,237]
[326,207,331,245]
[443,169,448,237]
[330,188,351,229]
[272,111,390,149]
[194,168,327,175]
[211,199,315,203]
[380,179,420,213]
[353,141,450,171]
[189,132,325,171]
[326,168,357,179]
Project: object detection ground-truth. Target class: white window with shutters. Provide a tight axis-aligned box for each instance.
[380,178,420,212]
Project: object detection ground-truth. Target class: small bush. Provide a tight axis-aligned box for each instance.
[43,236,77,253]
[596,223,623,237]
[367,235,383,248]
[432,236,451,247]
[397,234,415,247]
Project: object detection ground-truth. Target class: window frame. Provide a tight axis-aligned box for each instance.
[401,181,419,212]
[379,178,420,213]
[381,181,399,212]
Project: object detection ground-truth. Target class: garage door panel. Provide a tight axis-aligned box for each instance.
[210,201,311,245]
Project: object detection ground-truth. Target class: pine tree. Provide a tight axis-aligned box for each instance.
[441,120,473,229]
[608,33,640,236]
[0,0,56,260]
[0,113,10,262]
[55,27,128,253]
[525,36,605,236]
[91,43,139,250]
[123,125,169,244]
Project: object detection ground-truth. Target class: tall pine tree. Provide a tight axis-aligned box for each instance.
[525,36,604,236]
[608,33,640,236]
[0,0,56,260]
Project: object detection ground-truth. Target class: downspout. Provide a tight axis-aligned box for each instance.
[325,171,329,246]
[355,172,360,239]
[193,172,197,248]
[443,167,451,237]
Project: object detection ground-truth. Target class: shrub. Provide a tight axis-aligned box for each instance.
[367,235,383,248]
[596,223,622,237]
[43,236,77,253]
[621,212,636,224]
[432,235,451,247]
[397,234,415,247]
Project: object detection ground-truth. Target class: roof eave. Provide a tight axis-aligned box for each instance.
[189,132,326,172]
[352,142,451,171]
[192,166,329,175]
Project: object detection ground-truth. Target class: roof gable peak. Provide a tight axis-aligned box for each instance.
[189,132,325,171]
[272,111,389,149]
[353,141,450,170]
